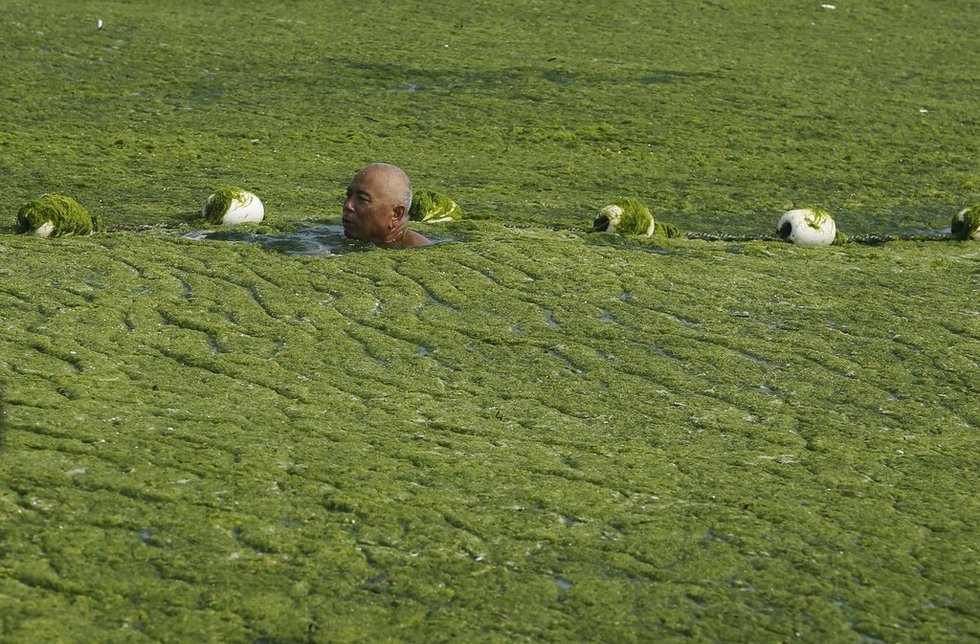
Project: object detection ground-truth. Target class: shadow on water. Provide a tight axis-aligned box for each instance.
[181,224,451,256]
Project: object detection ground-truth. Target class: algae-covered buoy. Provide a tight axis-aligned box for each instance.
[951,205,980,241]
[777,208,837,247]
[592,198,655,236]
[202,186,264,225]
[16,194,103,237]
[409,190,462,223]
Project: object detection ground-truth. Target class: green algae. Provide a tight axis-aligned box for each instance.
[1,224,978,641]
[803,208,832,230]
[653,220,682,239]
[15,194,102,237]
[1,0,980,641]
[201,186,247,224]
[591,198,682,238]
[1,1,977,235]
[951,205,980,241]
[592,198,654,236]
[409,190,463,223]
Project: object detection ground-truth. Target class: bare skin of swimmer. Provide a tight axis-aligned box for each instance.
[342,163,430,248]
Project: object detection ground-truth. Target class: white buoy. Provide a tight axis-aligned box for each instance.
[777,208,836,247]
[34,221,56,238]
[202,188,264,226]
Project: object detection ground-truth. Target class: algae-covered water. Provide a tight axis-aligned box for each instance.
[1,1,979,641]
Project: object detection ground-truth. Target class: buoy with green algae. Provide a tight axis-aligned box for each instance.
[777,208,837,247]
[409,190,462,223]
[16,193,103,237]
[951,205,980,241]
[591,198,681,237]
[202,186,264,225]
[593,198,653,236]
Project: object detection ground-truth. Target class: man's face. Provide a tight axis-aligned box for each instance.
[342,169,395,243]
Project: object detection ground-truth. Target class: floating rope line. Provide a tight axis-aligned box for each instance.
[839,232,953,245]
[685,232,781,242]
[684,231,954,244]
[106,222,191,233]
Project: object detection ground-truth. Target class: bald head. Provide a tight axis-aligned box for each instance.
[357,163,413,212]
[342,163,428,247]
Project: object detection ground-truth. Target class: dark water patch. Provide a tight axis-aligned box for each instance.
[181,224,453,257]
[182,224,355,257]
[177,277,193,300]
[206,335,228,355]
[542,307,561,327]
[362,345,390,368]
[547,347,585,375]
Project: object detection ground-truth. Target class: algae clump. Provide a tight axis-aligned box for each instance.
[592,198,654,236]
[950,205,980,241]
[591,198,680,237]
[16,194,102,237]
[202,185,248,224]
[805,208,832,230]
[653,220,682,238]
[409,190,462,222]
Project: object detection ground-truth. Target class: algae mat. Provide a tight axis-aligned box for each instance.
[2,0,980,641]
[2,228,978,641]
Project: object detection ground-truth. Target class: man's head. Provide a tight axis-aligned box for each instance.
[342,163,413,245]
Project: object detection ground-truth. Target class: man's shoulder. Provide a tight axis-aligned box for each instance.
[403,230,432,248]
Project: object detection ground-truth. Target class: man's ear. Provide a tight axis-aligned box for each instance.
[392,204,407,222]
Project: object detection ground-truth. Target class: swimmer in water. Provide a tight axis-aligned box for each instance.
[342,163,431,248]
